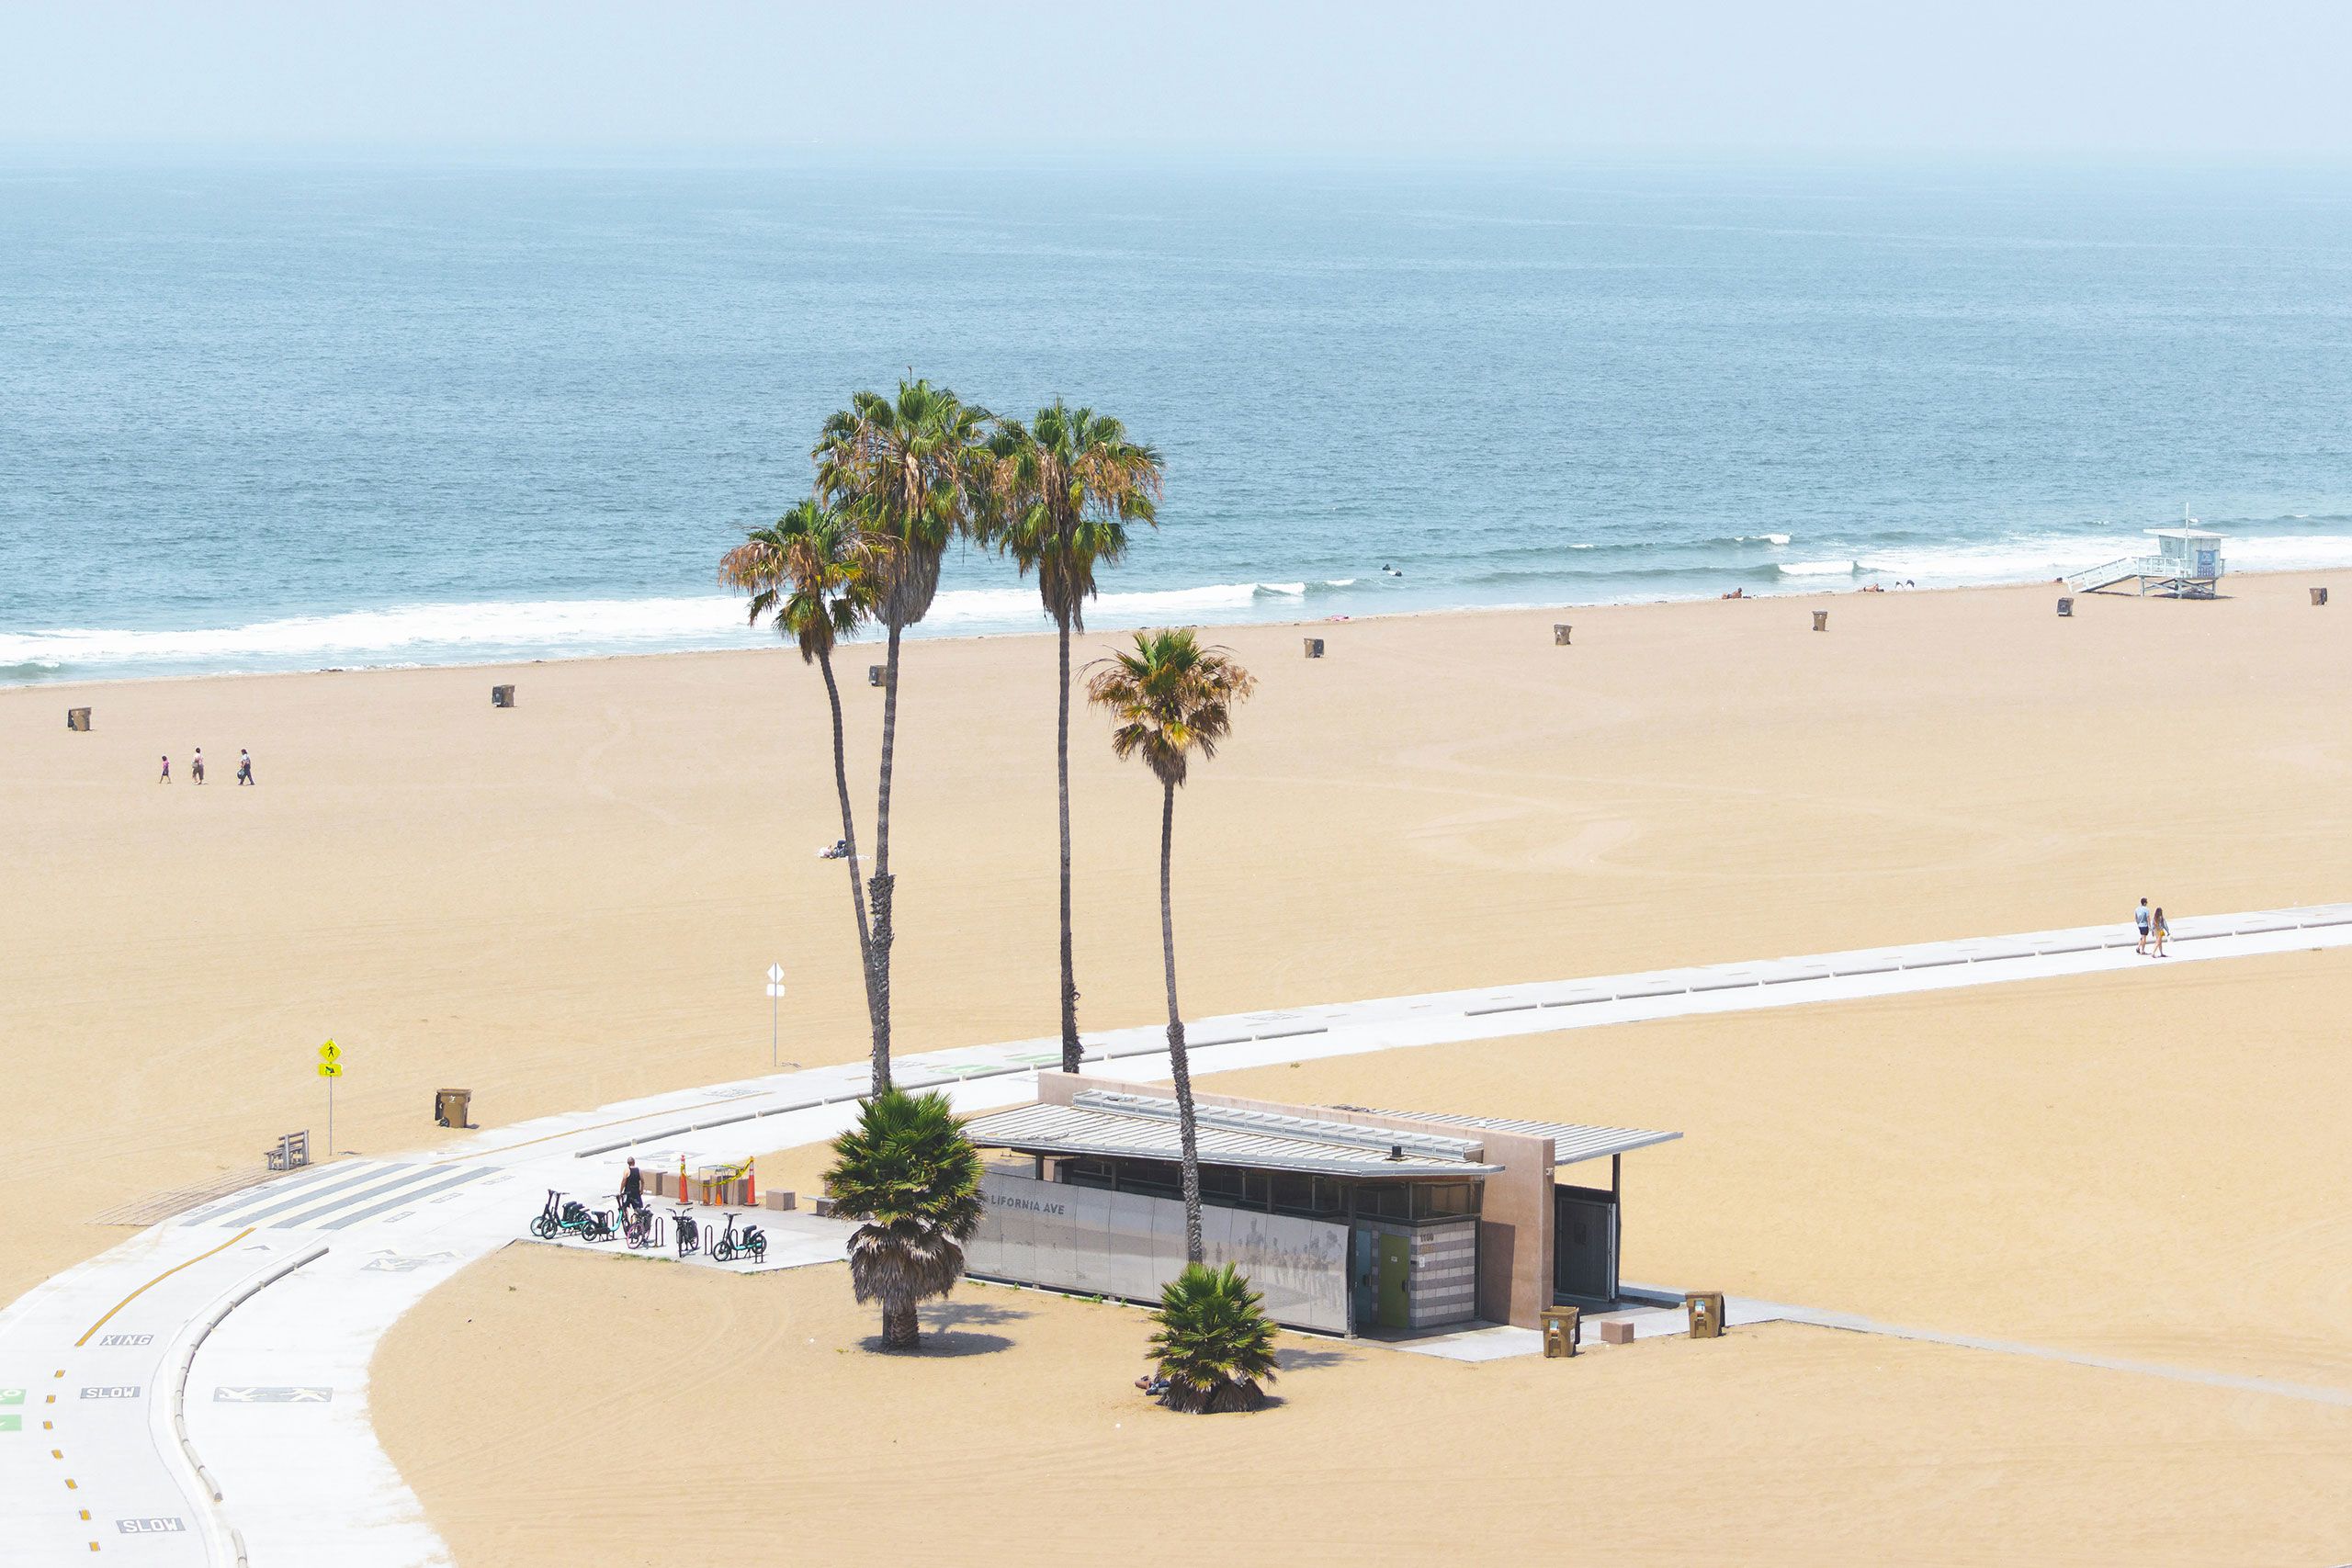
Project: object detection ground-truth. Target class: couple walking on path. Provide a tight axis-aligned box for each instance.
[158,747,254,784]
[2135,897,2169,957]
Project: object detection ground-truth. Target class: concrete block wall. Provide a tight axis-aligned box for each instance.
[1359,1215,1479,1328]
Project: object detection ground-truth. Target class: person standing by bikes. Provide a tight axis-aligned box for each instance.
[618,1156,645,1220]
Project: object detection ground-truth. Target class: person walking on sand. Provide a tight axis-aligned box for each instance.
[191,748,205,784]
[236,748,254,786]
[2135,897,2152,955]
[159,754,171,784]
[2151,906,2170,958]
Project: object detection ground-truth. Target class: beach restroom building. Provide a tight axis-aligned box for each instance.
[960,1071,1679,1337]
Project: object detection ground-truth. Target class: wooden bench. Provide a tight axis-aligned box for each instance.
[265,1130,311,1171]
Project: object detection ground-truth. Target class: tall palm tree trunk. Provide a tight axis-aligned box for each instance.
[1056,609,1080,1072]
[815,649,878,1028]
[1159,778,1204,1264]
[882,1292,919,1350]
[865,621,905,1097]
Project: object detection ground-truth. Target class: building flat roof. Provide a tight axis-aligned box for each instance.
[962,1089,1679,1180]
[963,1101,1504,1179]
[1334,1108,1683,1167]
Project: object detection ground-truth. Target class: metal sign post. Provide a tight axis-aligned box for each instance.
[318,1040,343,1154]
[764,964,786,1068]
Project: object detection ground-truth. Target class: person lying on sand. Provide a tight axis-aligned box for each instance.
[818,839,850,860]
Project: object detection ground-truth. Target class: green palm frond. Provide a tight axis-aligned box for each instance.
[1084,628,1257,788]
[719,497,877,665]
[985,400,1163,631]
[1148,1263,1279,1414]
[813,378,993,631]
[824,1089,985,1311]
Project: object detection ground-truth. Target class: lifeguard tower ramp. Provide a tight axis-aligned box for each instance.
[2065,525,2225,599]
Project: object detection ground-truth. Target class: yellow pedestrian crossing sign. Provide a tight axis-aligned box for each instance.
[318,1040,341,1064]
[317,1062,342,1078]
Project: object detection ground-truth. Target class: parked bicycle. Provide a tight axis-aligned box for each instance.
[709,1211,767,1265]
[527,1189,614,1243]
[673,1208,700,1258]
[622,1202,665,1251]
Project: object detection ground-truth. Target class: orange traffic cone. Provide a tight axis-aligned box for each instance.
[745,1157,757,1207]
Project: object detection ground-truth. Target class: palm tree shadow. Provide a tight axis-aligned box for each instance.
[924,1300,1032,1329]
[858,1328,1014,1358]
[1275,1345,1354,1371]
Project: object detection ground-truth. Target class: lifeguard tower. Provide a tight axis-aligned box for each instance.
[2065,513,2226,599]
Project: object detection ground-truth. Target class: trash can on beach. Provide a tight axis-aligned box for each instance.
[435,1089,472,1128]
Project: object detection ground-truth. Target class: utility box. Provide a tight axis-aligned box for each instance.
[1553,624,1572,646]
[2057,596,2074,617]
[1685,1291,1726,1338]
[1303,637,1325,659]
[491,684,515,708]
[435,1088,472,1128]
[1540,1305,1579,1359]
[1812,611,1828,632]
[66,707,91,732]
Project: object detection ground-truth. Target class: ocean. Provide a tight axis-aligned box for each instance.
[5,155,2350,683]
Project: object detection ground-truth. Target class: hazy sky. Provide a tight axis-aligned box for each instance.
[4,0,2349,157]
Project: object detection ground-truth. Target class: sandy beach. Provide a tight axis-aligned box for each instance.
[8,571,2352,1561]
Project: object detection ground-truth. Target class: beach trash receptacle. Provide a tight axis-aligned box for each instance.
[1303,637,1325,659]
[1540,1305,1579,1359]
[2057,596,2074,617]
[65,707,91,732]
[491,684,514,708]
[867,664,884,687]
[1553,623,1572,646]
[1686,1292,1726,1339]
[1812,610,1828,632]
[2315,587,2330,606]
[435,1089,471,1129]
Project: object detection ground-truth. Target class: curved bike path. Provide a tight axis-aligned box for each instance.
[5,902,2350,1565]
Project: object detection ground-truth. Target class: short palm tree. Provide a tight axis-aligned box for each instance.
[987,402,1164,1074]
[815,379,993,1095]
[1148,1263,1279,1413]
[823,1089,985,1351]
[719,498,883,1035]
[1085,628,1256,1264]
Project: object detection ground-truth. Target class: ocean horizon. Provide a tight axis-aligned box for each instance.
[6,154,2351,683]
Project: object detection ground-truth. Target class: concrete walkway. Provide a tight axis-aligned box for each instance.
[4,902,2348,1564]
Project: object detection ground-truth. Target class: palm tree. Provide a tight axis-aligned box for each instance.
[1148,1263,1280,1413]
[815,378,992,1096]
[823,1089,985,1351]
[986,402,1164,1074]
[1085,628,1257,1263]
[719,498,884,1038]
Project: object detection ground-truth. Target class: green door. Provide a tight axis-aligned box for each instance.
[1376,1233,1410,1329]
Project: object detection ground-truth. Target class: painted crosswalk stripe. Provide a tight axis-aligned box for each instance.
[212,1163,402,1227]
[195,1161,386,1227]
[319,1168,493,1230]
[268,1166,451,1229]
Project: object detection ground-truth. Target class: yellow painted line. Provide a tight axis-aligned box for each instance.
[75,1228,255,1348]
